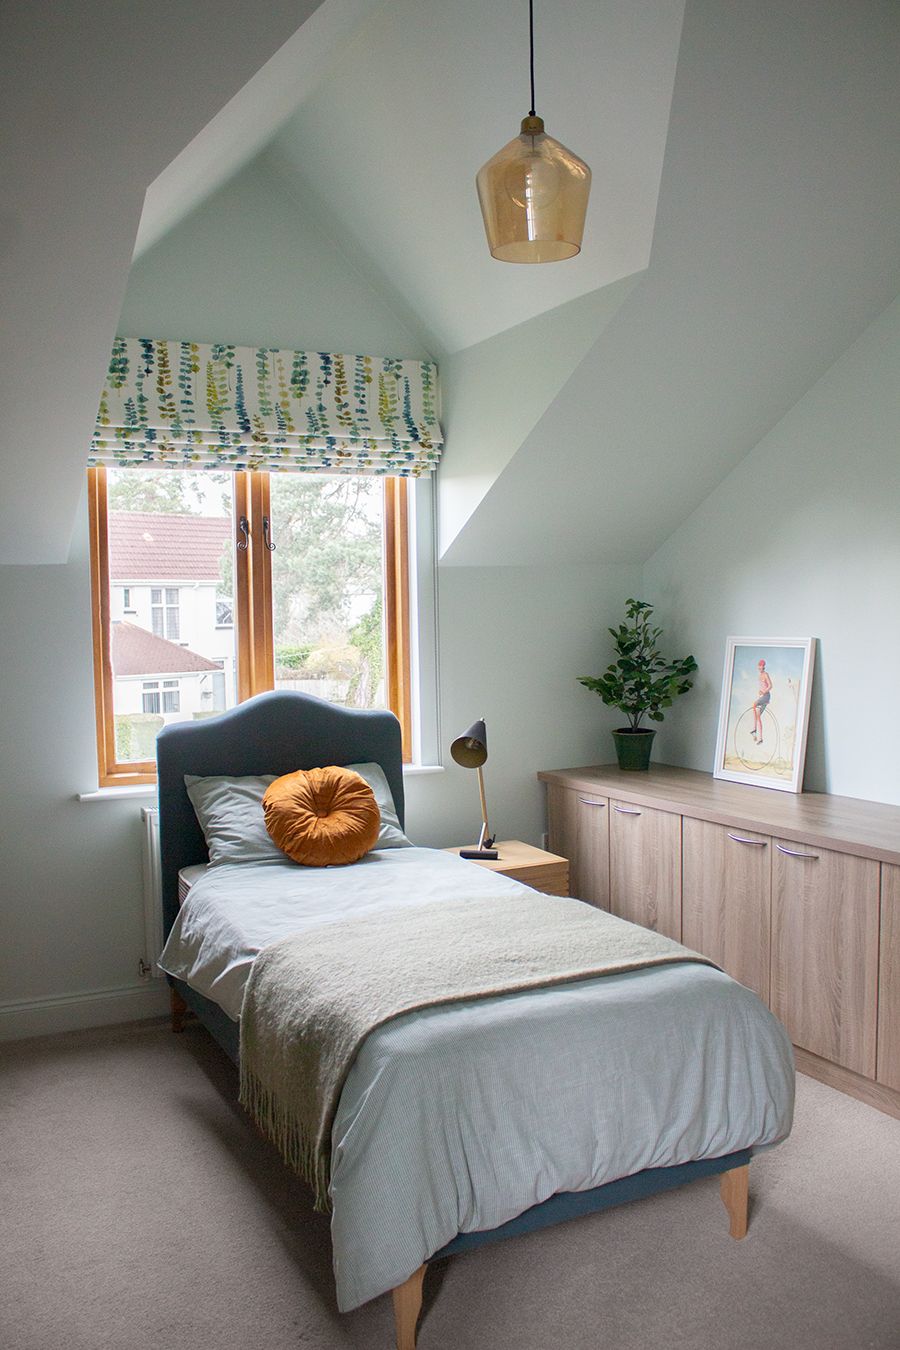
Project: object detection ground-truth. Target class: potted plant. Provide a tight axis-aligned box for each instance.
[579,599,698,771]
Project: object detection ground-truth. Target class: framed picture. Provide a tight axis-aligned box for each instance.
[713,637,815,792]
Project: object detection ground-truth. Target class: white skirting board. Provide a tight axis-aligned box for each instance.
[0,982,169,1041]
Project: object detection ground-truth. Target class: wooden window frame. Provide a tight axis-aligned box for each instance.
[88,466,413,787]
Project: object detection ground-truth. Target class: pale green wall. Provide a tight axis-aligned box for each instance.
[0,153,641,1037]
[118,159,430,359]
[437,278,639,559]
[643,294,900,804]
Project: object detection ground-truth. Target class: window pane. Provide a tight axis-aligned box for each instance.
[106,468,237,763]
[268,476,386,710]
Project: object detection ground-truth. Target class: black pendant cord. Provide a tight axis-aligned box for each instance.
[528,0,536,115]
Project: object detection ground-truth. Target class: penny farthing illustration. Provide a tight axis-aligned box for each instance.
[732,704,780,771]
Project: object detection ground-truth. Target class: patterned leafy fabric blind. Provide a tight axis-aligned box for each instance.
[89,338,443,476]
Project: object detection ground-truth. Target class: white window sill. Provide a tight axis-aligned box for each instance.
[77,764,444,802]
[77,786,158,802]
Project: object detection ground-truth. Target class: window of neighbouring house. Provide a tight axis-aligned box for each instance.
[142,681,161,714]
[151,587,180,641]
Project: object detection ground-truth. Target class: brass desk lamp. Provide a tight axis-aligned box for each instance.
[450,718,498,860]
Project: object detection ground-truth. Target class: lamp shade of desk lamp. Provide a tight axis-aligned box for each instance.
[450,719,498,860]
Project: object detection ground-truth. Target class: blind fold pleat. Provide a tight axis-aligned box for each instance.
[88,338,443,476]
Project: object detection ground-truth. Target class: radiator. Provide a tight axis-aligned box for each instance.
[140,806,165,978]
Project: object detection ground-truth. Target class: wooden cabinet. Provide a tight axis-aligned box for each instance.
[682,818,770,1003]
[609,800,681,940]
[546,783,609,908]
[538,762,900,1120]
[771,840,879,1077]
[878,863,900,1091]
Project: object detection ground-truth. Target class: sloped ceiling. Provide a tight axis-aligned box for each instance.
[271,0,686,354]
[5,0,898,572]
[441,0,900,564]
[0,0,328,565]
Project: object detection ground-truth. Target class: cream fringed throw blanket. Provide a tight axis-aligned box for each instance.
[238,892,716,1209]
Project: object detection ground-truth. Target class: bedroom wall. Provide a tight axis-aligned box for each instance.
[0,507,636,1039]
[642,294,900,805]
[0,156,640,1039]
[118,159,429,358]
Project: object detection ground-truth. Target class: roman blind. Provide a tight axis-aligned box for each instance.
[88,338,442,476]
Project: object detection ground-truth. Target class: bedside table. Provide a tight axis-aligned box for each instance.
[445,840,569,896]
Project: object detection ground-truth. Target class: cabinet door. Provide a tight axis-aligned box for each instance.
[609,800,681,940]
[771,840,879,1078]
[682,818,771,1002]
[878,863,900,1091]
[546,784,609,908]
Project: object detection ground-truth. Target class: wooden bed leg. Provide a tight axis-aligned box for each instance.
[392,1264,427,1350]
[170,986,188,1033]
[720,1163,749,1239]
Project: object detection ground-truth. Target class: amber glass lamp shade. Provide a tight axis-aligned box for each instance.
[476,115,591,263]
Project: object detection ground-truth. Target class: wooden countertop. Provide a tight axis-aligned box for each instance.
[538,763,900,866]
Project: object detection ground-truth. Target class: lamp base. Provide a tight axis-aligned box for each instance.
[459,847,499,860]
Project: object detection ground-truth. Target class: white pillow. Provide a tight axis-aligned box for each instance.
[185,762,410,865]
[346,762,412,849]
[185,774,281,866]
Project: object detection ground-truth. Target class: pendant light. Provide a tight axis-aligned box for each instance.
[476,0,591,263]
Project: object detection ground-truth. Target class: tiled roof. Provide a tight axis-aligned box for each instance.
[108,512,231,582]
[112,621,222,677]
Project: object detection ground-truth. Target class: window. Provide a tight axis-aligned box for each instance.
[88,467,412,786]
[162,680,181,713]
[151,587,180,640]
[142,681,161,714]
[122,587,134,611]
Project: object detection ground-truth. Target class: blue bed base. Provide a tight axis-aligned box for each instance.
[158,691,749,1268]
[171,974,750,1261]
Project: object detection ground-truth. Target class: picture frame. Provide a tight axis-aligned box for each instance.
[713,637,815,793]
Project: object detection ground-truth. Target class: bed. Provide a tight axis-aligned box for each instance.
[156,690,794,1349]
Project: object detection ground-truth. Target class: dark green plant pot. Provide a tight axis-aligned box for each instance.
[612,728,656,771]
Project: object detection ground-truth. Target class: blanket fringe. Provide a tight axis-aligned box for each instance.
[239,1065,332,1212]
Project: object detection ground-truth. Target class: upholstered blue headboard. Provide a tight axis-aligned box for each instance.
[156,690,404,939]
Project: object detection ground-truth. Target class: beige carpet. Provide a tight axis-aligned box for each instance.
[1,1019,898,1350]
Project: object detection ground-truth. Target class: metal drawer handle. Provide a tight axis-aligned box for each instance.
[727,833,767,847]
[614,806,642,816]
[578,798,606,807]
[776,844,820,860]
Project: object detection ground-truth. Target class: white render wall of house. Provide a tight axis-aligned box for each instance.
[113,672,212,719]
[110,579,237,707]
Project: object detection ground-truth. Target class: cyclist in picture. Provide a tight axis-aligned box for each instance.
[751,659,773,744]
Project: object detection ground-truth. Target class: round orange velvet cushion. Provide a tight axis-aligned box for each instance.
[262,766,380,867]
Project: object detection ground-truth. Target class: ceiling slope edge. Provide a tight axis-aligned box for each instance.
[0,0,330,565]
[134,0,384,260]
[437,277,641,560]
